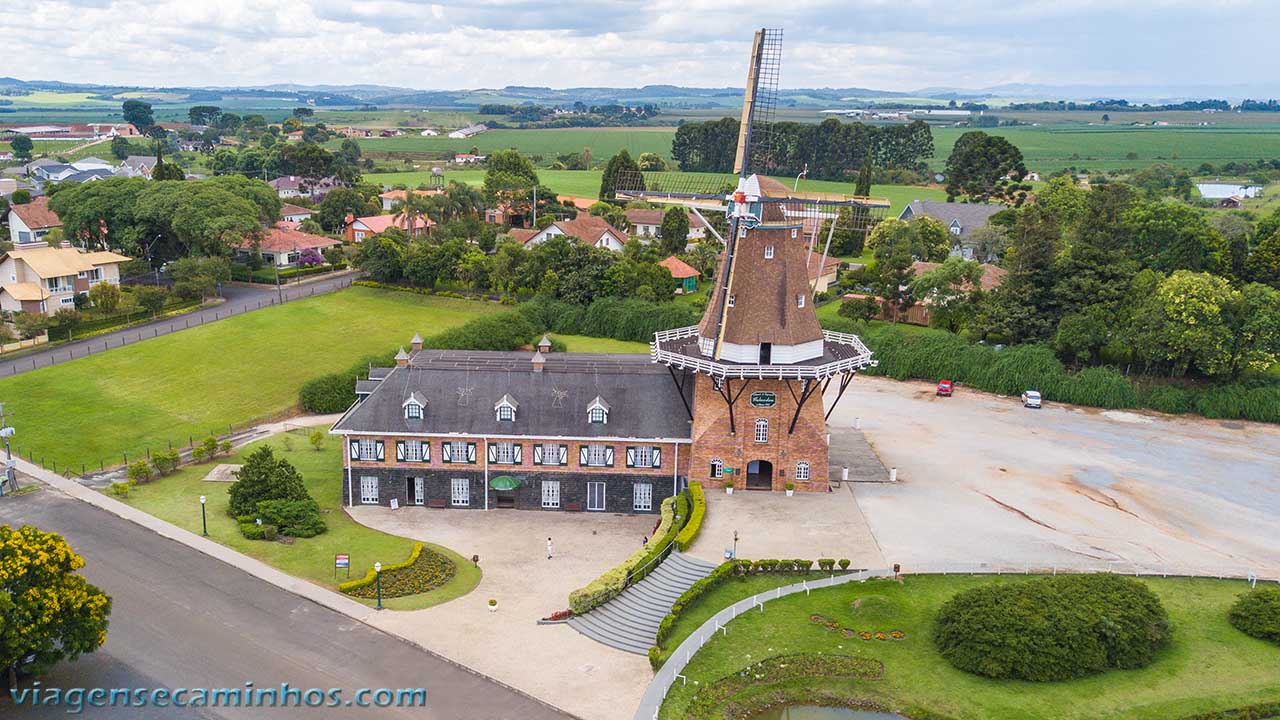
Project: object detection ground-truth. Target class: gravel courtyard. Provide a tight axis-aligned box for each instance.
[829,376,1280,577]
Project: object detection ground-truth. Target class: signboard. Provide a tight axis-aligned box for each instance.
[723,467,736,475]
[389,498,400,510]
[749,391,777,408]
[334,554,350,579]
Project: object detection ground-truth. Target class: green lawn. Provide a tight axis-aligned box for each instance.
[329,127,677,163]
[120,428,479,609]
[551,334,649,353]
[2,287,500,471]
[659,575,1280,720]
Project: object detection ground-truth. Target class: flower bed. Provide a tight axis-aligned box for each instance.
[340,543,457,599]
[688,654,884,718]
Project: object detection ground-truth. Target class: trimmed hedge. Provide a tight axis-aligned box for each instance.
[676,481,706,551]
[1228,587,1280,645]
[298,350,399,413]
[933,574,1171,681]
[569,492,689,615]
[516,296,702,344]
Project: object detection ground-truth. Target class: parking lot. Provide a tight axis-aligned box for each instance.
[828,376,1280,577]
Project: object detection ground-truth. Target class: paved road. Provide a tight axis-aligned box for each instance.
[0,273,359,379]
[0,486,568,720]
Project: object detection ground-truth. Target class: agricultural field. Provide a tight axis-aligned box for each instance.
[366,167,948,214]
[658,574,1280,720]
[327,127,676,162]
[0,90,118,107]
[0,287,501,471]
[313,108,480,129]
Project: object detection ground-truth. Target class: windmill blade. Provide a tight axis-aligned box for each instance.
[735,28,783,177]
[613,170,733,208]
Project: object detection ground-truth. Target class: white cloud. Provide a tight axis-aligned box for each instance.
[1,0,1277,93]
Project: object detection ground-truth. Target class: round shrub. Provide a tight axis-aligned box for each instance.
[933,574,1171,681]
[1228,587,1280,645]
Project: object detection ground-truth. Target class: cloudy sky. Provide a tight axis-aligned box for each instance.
[5,0,1278,94]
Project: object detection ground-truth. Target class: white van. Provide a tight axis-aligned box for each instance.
[1021,390,1042,409]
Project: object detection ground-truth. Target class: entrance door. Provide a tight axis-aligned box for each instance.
[745,460,773,490]
[586,481,606,511]
[759,343,772,364]
[412,477,425,505]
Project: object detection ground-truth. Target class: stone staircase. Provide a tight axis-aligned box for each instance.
[568,551,718,654]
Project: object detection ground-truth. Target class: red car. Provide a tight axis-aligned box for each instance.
[936,379,954,397]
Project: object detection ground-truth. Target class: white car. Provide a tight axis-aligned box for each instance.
[1021,390,1042,409]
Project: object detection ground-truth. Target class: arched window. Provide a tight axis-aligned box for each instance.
[754,418,769,443]
[795,461,810,481]
[710,458,723,479]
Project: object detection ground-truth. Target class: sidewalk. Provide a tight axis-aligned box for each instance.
[11,415,579,720]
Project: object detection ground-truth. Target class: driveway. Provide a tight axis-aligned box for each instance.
[350,506,656,720]
[0,483,567,720]
[0,272,358,378]
[829,376,1280,577]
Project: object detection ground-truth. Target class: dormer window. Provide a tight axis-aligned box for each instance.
[727,295,735,308]
[764,245,774,259]
[797,294,806,309]
[402,393,425,420]
[494,394,518,422]
[587,396,610,424]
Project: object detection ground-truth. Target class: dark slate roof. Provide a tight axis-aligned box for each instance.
[333,350,692,440]
[898,200,1005,238]
[355,380,381,396]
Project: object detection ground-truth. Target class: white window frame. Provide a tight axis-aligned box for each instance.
[633,482,653,512]
[764,245,774,259]
[450,440,468,463]
[795,461,810,481]
[727,294,735,308]
[797,293,806,309]
[405,402,423,419]
[359,476,379,504]
[404,440,423,462]
[754,418,769,444]
[541,480,561,509]
[588,407,607,424]
[497,405,515,422]
[586,481,606,511]
[710,458,724,479]
[634,446,653,469]
[713,377,724,391]
[542,442,562,466]
[412,477,425,505]
[358,439,377,461]
[451,478,470,507]
[790,228,798,238]
[494,442,516,464]
[587,443,608,467]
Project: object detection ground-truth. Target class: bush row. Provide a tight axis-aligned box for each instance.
[516,296,703,344]
[353,279,481,300]
[230,262,348,283]
[823,316,1280,423]
[569,492,688,615]
[298,350,399,413]
[675,482,705,551]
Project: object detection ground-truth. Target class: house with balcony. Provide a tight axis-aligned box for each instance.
[0,246,130,315]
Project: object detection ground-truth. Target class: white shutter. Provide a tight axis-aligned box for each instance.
[487,444,497,463]
[625,447,636,468]
[559,445,568,465]
[349,439,360,460]
[605,447,615,467]
[422,442,430,463]
[652,447,662,468]
[579,446,589,466]
[396,441,405,461]
[512,444,522,464]
[442,442,452,463]
[467,443,477,463]
[533,445,543,465]
[375,441,385,461]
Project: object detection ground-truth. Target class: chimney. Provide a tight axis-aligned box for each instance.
[537,335,552,354]
[344,212,355,243]
[410,332,423,352]
[395,347,410,367]
[531,350,545,373]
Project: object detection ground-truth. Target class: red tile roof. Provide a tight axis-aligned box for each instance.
[508,228,539,244]
[911,261,1008,291]
[279,203,312,217]
[659,256,700,279]
[9,197,62,231]
[235,227,340,254]
[806,254,841,280]
[553,215,625,245]
[353,214,432,234]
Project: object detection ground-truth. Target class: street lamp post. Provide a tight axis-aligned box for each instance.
[199,495,208,536]
[374,562,383,610]
[732,530,739,560]
[0,404,16,496]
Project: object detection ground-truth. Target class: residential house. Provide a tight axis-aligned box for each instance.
[0,151,12,162]
[0,246,130,315]
[231,226,341,268]
[121,155,158,179]
[484,205,511,225]
[343,213,433,242]
[842,260,1007,326]
[280,203,314,224]
[897,200,1006,261]
[7,197,63,247]
[268,175,343,201]
[659,256,701,294]
[453,153,485,164]
[378,189,441,212]
[806,254,842,294]
[625,209,707,244]
[330,343,690,513]
[517,215,628,252]
[87,123,140,139]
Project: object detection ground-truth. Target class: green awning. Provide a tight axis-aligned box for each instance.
[489,475,520,491]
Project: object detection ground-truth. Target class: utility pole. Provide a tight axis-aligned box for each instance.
[0,404,17,496]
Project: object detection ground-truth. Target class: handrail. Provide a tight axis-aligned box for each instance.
[649,327,877,380]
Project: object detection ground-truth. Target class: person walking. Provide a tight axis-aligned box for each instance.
[546,537,553,560]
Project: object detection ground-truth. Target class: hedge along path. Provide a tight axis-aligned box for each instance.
[569,492,689,614]
[676,482,706,552]
[341,542,460,599]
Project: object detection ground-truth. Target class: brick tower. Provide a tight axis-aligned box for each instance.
[651,175,877,493]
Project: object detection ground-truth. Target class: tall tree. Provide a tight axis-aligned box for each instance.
[870,220,917,322]
[10,135,33,161]
[121,99,154,130]
[980,205,1062,342]
[944,131,1029,205]
[658,206,690,255]
[1,525,112,692]
[1244,232,1280,289]
[188,105,222,126]
[110,136,131,160]
[599,149,642,201]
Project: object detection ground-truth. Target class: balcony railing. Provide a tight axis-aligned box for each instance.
[649,326,876,380]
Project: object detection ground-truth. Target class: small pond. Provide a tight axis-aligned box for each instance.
[750,707,908,720]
